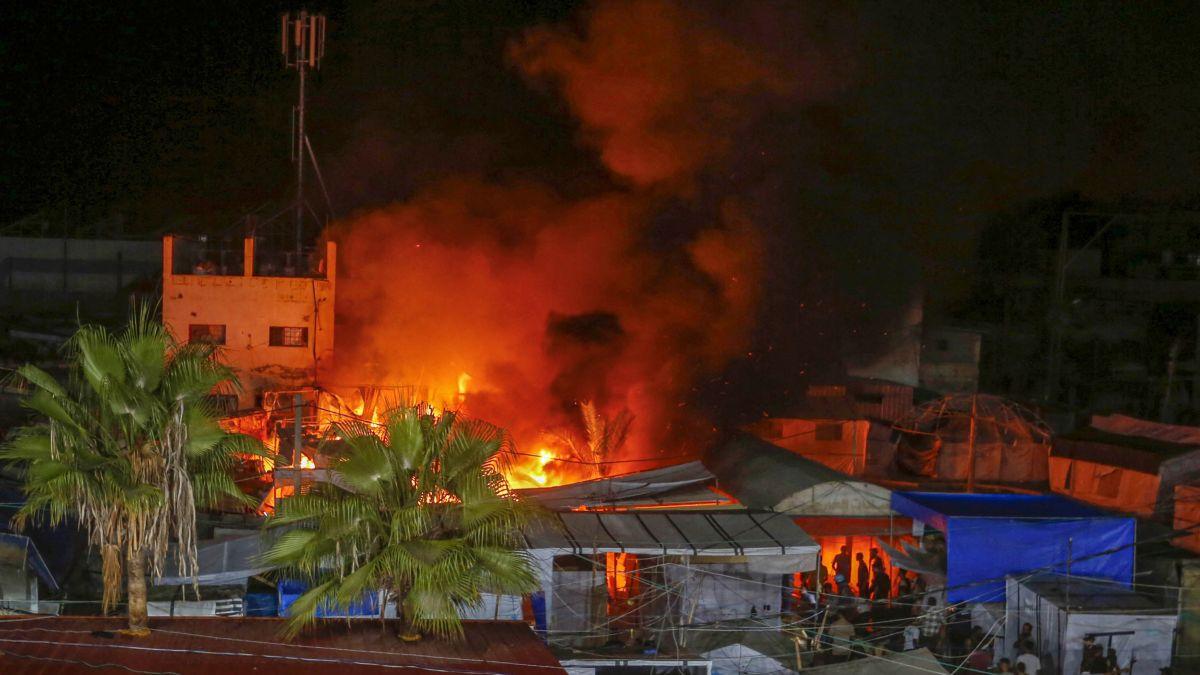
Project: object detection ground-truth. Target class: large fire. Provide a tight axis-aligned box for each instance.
[243,0,828,494]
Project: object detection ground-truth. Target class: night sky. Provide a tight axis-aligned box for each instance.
[6,1,1200,421]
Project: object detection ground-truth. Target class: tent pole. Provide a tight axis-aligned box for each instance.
[966,394,978,493]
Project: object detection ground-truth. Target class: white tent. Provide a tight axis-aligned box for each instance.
[704,434,893,517]
[1005,574,1178,675]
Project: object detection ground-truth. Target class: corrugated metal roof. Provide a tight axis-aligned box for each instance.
[0,616,567,675]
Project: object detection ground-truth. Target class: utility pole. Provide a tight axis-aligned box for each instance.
[293,393,304,499]
[281,11,326,260]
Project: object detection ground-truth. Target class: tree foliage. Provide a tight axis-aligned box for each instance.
[0,306,266,627]
[262,407,540,640]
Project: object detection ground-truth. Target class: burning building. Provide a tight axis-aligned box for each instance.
[162,234,336,411]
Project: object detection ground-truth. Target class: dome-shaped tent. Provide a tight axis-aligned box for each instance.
[894,394,1051,486]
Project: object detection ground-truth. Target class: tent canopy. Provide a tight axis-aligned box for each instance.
[704,433,893,516]
[1007,574,1177,675]
[892,492,1135,602]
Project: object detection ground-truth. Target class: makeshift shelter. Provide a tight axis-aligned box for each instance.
[518,460,731,511]
[894,394,1051,485]
[705,434,894,517]
[1005,574,1178,675]
[522,510,819,648]
[706,434,914,599]
[1051,414,1200,520]
[890,492,1135,602]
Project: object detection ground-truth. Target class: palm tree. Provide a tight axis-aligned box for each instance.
[262,406,539,641]
[553,401,632,479]
[0,307,264,635]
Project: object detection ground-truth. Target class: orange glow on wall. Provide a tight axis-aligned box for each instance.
[605,552,640,618]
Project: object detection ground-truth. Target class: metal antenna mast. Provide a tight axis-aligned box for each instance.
[281,11,326,259]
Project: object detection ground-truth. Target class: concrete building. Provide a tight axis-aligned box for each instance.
[0,236,159,313]
[161,235,336,409]
[919,325,982,394]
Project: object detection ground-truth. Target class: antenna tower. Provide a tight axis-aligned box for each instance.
[281,11,327,258]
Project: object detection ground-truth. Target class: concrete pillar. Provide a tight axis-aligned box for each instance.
[243,237,255,277]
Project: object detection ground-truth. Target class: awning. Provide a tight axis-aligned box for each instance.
[523,511,819,569]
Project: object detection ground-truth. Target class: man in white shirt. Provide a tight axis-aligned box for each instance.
[1016,640,1041,674]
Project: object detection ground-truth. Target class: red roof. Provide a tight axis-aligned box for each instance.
[0,616,567,675]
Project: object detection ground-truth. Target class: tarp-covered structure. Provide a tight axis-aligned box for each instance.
[891,492,1135,602]
[1051,414,1200,520]
[894,394,1051,484]
[705,433,894,516]
[1006,574,1177,675]
[707,434,915,599]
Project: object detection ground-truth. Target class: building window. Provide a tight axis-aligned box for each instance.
[815,423,843,441]
[935,338,950,351]
[188,324,226,345]
[269,326,309,347]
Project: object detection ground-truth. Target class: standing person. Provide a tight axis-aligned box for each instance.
[855,552,870,599]
[1016,640,1041,675]
[919,596,945,652]
[833,546,852,596]
[1013,622,1033,655]
[870,557,891,601]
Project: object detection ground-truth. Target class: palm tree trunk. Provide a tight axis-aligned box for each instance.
[126,549,150,635]
[395,586,420,641]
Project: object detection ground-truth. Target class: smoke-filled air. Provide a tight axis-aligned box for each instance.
[325,0,845,483]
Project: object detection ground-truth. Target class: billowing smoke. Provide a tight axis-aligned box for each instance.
[331,179,760,463]
[325,0,849,464]
[509,0,790,187]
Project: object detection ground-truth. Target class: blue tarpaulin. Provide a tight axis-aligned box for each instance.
[277,579,381,618]
[891,492,1135,602]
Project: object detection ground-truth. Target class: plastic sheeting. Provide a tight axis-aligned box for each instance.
[892,492,1135,602]
[518,461,716,510]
